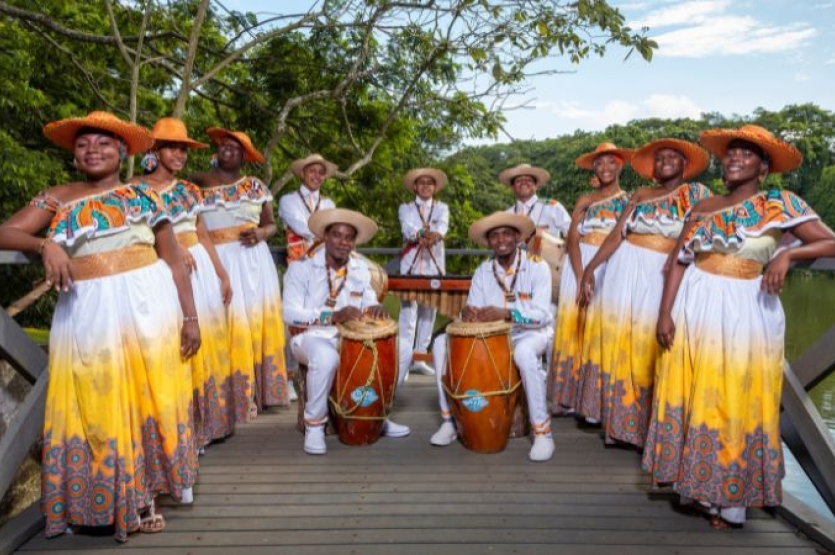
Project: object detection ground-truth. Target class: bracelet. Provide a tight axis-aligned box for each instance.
[37,239,49,255]
[183,316,199,323]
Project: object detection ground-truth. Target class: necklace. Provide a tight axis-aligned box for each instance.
[299,190,322,215]
[515,199,538,217]
[415,199,435,232]
[492,249,523,303]
[325,265,348,308]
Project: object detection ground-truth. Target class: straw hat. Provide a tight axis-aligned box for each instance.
[468,212,535,247]
[206,127,265,163]
[575,142,635,170]
[631,138,709,181]
[498,163,550,188]
[308,208,378,245]
[151,117,208,149]
[699,124,802,174]
[403,167,448,193]
[42,111,154,155]
[290,153,339,180]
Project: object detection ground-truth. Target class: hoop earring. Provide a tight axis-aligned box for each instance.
[141,152,159,174]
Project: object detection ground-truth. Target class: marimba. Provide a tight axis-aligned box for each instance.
[387,275,472,319]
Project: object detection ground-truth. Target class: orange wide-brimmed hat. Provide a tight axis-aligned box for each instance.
[403,167,448,193]
[699,124,802,174]
[631,138,709,181]
[468,212,535,247]
[152,117,208,149]
[206,127,265,163]
[308,208,378,245]
[43,111,154,155]
[575,142,635,170]
[290,153,339,180]
[498,163,550,188]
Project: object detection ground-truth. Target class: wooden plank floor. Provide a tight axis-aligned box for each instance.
[16,376,822,554]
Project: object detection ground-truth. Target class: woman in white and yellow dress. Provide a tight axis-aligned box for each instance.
[191,128,289,419]
[137,117,236,449]
[549,143,632,418]
[646,125,835,528]
[578,139,711,448]
[0,112,200,540]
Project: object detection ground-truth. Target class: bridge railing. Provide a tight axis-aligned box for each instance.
[2,250,835,553]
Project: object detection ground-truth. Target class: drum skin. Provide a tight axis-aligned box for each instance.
[444,321,522,453]
[331,319,398,445]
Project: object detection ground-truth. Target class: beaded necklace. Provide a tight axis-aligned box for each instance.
[325,265,348,308]
[492,248,523,303]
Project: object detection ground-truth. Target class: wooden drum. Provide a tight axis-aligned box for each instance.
[331,318,399,445]
[444,320,522,453]
[530,230,566,303]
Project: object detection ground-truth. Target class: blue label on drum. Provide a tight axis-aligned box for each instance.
[462,389,489,412]
[351,386,378,407]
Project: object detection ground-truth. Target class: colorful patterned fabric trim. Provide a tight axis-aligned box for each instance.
[46,184,167,246]
[199,176,272,211]
[628,182,712,229]
[157,180,202,224]
[583,191,630,228]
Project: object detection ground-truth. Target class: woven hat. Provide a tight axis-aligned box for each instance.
[151,117,208,149]
[699,124,802,174]
[290,153,339,180]
[403,167,448,193]
[631,138,709,181]
[498,163,550,188]
[308,208,378,245]
[575,142,635,170]
[43,111,154,155]
[206,127,265,163]
[468,212,535,247]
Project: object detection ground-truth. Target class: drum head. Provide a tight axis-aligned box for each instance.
[446,319,512,337]
[338,317,398,340]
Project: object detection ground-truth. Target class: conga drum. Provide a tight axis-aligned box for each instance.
[330,318,399,445]
[444,320,522,453]
[530,230,566,303]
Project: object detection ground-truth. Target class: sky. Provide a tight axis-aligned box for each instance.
[221,0,835,141]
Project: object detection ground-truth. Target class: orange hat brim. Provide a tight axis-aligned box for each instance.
[699,127,802,174]
[575,144,635,170]
[631,138,710,181]
[206,127,265,163]
[43,111,154,155]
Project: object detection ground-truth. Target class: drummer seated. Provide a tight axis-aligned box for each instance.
[429,212,556,462]
[282,208,411,455]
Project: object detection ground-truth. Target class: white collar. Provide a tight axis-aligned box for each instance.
[311,247,359,270]
[415,196,434,207]
[300,185,320,198]
[517,195,539,208]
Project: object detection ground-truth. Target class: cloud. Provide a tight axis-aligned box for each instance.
[629,1,817,57]
[543,94,701,130]
[795,72,810,82]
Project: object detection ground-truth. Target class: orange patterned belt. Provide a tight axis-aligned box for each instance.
[580,231,608,246]
[176,231,199,248]
[695,253,763,279]
[71,244,158,281]
[626,233,677,254]
[208,224,255,244]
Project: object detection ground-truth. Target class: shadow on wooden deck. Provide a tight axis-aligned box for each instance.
[15,376,823,555]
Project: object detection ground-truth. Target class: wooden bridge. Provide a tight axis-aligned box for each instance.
[3,250,835,554]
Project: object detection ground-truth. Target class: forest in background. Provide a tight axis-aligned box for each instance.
[2,2,834,327]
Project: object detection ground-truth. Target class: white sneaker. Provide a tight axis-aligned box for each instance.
[430,420,457,446]
[304,426,327,455]
[410,360,436,376]
[288,380,298,402]
[381,419,411,438]
[529,435,555,462]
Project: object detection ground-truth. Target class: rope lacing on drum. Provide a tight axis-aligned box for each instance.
[328,338,393,421]
[442,331,521,400]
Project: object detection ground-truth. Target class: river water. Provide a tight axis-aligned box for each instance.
[781,272,835,520]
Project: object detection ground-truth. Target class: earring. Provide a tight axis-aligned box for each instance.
[209,154,219,169]
[141,152,159,174]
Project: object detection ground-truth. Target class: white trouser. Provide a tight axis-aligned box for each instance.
[544,302,557,377]
[284,324,299,376]
[291,333,339,427]
[432,328,551,434]
[397,300,438,384]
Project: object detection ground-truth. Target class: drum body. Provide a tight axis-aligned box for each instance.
[331,319,399,445]
[444,320,522,453]
[530,230,566,303]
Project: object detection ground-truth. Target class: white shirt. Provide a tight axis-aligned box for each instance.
[278,185,337,241]
[282,247,379,339]
[398,197,449,275]
[506,195,570,237]
[468,249,554,336]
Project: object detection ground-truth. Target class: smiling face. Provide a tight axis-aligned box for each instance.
[156,142,189,175]
[722,139,767,188]
[302,162,327,192]
[74,130,122,179]
[653,147,686,183]
[215,136,244,170]
[324,222,358,267]
[592,153,623,186]
[486,226,521,259]
[511,174,537,202]
[414,175,437,201]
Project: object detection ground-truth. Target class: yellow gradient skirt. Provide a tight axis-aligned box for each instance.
[41,260,197,541]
